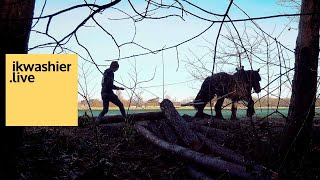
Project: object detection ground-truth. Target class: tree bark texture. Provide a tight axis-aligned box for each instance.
[281,0,320,175]
[99,111,164,124]
[160,99,200,149]
[134,124,260,179]
[195,132,246,166]
[186,165,213,180]
[192,125,228,143]
[160,121,178,143]
[0,0,35,179]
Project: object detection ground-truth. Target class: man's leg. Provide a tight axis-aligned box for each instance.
[111,95,126,118]
[96,97,110,122]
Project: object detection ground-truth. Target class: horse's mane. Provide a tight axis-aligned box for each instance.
[233,68,260,83]
[233,68,248,83]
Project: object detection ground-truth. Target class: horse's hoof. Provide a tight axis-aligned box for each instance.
[246,112,255,117]
[194,112,204,118]
[246,110,255,117]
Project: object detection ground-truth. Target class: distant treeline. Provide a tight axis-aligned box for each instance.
[78,97,161,109]
[78,97,320,109]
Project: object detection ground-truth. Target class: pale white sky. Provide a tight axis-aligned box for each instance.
[29,0,299,102]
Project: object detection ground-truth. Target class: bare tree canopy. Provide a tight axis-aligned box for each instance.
[2,0,320,179]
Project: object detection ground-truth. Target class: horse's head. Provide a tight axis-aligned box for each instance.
[235,67,262,93]
[247,69,261,93]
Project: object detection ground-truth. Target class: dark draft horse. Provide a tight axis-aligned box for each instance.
[193,67,262,120]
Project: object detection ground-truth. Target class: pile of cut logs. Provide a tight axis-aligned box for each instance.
[98,99,277,179]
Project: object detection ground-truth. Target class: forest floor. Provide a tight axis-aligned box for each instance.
[16,115,320,179]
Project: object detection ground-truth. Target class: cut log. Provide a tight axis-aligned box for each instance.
[189,119,214,127]
[186,165,213,180]
[98,111,164,124]
[99,122,126,131]
[209,118,241,130]
[134,124,272,179]
[160,121,178,144]
[99,121,149,134]
[192,125,228,143]
[160,99,200,149]
[190,117,286,131]
[196,132,247,166]
[147,120,165,140]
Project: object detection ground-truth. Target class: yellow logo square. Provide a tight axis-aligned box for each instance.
[6,54,78,126]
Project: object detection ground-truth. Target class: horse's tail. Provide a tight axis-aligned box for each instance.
[193,77,212,110]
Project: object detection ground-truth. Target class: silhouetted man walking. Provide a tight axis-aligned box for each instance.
[96,61,126,122]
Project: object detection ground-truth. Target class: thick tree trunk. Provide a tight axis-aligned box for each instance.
[280,0,320,176]
[0,0,35,179]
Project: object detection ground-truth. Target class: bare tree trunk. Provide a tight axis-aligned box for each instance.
[280,0,320,176]
[0,0,35,178]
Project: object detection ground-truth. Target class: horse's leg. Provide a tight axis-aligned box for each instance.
[247,97,255,117]
[214,97,225,119]
[231,101,238,120]
[194,103,206,118]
